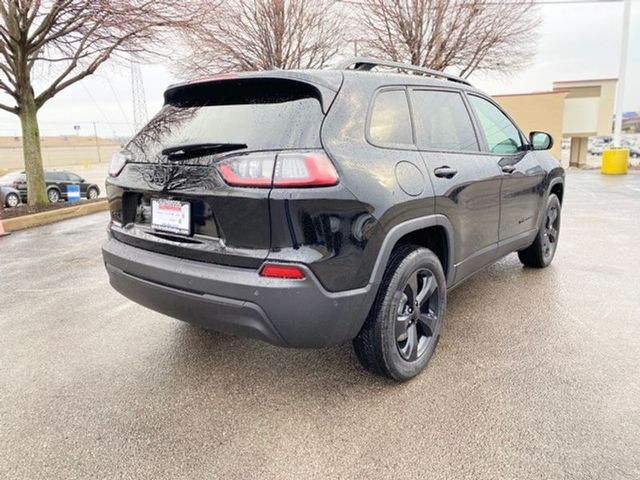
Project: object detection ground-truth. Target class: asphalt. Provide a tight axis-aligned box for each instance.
[1,170,639,480]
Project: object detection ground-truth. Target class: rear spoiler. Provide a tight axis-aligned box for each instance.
[164,71,343,114]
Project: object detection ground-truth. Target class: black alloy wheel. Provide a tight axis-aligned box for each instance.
[541,204,559,262]
[395,268,440,362]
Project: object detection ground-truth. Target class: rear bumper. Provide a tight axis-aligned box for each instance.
[102,237,373,348]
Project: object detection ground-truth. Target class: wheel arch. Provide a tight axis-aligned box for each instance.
[369,215,455,288]
[549,178,564,204]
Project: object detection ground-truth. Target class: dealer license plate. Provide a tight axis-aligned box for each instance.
[151,198,191,236]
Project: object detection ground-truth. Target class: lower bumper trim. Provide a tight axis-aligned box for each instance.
[102,238,374,348]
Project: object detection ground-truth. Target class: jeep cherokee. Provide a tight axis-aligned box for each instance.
[102,58,564,380]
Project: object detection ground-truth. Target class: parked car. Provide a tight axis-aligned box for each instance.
[0,170,100,203]
[629,145,640,158]
[102,58,565,381]
[587,144,605,155]
[0,185,21,208]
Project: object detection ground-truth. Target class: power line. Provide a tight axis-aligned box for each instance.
[0,120,134,126]
[80,83,119,137]
[105,76,133,132]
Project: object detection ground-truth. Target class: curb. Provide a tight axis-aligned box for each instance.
[2,200,108,233]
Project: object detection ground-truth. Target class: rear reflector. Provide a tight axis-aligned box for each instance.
[260,264,306,280]
[217,151,338,188]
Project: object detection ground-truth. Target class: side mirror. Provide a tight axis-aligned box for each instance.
[529,131,553,151]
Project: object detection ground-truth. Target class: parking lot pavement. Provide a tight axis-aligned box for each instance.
[1,171,639,480]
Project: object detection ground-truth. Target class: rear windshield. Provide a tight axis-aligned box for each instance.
[127,81,325,163]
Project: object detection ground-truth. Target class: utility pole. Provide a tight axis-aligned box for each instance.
[613,0,631,147]
[93,122,102,163]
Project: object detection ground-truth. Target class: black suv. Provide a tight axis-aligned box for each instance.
[102,58,564,380]
[5,170,101,203]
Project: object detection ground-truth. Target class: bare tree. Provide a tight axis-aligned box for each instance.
[0,1,206,206]
[177,0,344,77]
[356,0,539,78]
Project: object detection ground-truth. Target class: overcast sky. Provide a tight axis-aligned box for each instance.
[0,0,638,138]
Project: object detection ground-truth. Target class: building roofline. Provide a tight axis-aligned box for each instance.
[494,91,568,98]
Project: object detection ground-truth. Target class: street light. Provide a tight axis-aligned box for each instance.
[612,0,631,148]
[602,0,632,175]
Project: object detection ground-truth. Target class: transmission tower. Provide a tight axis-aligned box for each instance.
[131,61,148,133]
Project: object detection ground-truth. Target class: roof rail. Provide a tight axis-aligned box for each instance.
[337,57,472,87]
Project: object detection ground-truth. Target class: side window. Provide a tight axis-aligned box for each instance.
[411,90,479,152]
[469,95,523,154]
[369,89,413,146]
[67,173,81,182]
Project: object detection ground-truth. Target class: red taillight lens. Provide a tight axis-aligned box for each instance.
[217,151,338,188]
[259,264,306,280]
[11,181,18,188]
[218,153,275,187]
[273,153,339,187]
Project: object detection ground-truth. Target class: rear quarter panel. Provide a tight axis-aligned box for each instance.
[315,75,437,290]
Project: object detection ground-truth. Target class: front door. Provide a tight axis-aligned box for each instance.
[409,88,502,284]
[466,95,545,248]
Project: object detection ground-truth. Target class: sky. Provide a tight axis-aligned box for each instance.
[0,0,638,138]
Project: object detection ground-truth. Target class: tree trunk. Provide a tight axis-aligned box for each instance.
[18,91,48,206]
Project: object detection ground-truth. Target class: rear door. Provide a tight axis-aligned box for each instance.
[107,76,338,269]
[410,88,502,283]
[466,95,545,249]
[45,172,66,197]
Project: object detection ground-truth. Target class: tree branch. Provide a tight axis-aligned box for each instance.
[0,101,18,114]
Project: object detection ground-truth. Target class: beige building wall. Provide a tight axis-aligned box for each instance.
[0,136,121,170]
[552,79,616,137]
[493,92,567,159]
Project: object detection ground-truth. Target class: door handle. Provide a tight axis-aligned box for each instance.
[501,165,516,174]
[433,166,458,179]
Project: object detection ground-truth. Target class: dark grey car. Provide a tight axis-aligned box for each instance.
[1,170,101,203]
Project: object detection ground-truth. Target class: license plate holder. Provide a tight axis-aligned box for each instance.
[151,198,192,236]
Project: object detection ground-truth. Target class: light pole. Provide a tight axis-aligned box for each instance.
[613,0,631,147]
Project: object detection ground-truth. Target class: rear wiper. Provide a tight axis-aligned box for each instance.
[162,142,247,159]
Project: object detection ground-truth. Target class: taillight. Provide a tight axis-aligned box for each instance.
[109,150,131,177]
[218,151,338,188]
[11,181,18,188]
[260,264,306,280]
[273,153,339,187]
[217,153,275,187]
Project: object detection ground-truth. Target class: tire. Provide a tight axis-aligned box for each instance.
[87,187,99,199]
[5,192,19,208]
[518,194,561,268]
[353,245,447,381]
[47,188,60,203]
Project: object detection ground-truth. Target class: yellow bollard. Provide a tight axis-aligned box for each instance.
[602,148,629,175]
